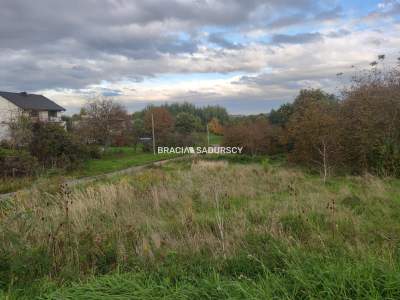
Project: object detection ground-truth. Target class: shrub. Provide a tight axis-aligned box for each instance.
[0,149,38,177]
[223,117,285,155]
[0,140,12,149]
[339,68,400,176]
[85,144,102,159]
[29,123,97,170]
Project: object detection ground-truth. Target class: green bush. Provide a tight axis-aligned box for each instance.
[0,149,38,177]
[29,123,98,170]
[86,145,102,159]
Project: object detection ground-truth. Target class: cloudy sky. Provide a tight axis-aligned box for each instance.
[0,0,399,114]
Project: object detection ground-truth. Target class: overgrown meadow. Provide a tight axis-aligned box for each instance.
[1,157,400,299]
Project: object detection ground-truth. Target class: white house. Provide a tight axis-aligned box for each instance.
[0,91,66,141]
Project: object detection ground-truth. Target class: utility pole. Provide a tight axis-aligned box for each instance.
[206,123,210,147]
[151,113,156,155]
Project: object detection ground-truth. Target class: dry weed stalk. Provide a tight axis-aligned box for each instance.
[326,198,336,239]
[213,182,226,258]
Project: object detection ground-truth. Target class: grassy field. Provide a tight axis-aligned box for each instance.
[68,147,178,178]
[208,133,223,145]
[0,177,34,194]
[1,158,400,299]
[0,147,177,194]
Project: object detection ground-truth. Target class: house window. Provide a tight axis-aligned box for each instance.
[49,111,57,118]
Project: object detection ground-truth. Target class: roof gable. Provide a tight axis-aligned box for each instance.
[0,91,66,111]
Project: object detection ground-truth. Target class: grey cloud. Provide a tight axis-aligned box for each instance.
[99,88,123,97]
[0,0,346,92]
[266,5,343,30]
[0,0,313,47]
[0,0,322,53]
[238,71,324,86]
[314,6,343,21]
[326,29,351,38]
[268,14,305,29]
[208,33,244,49]
[377,0,400,16]
[234,63,351,94]
[271,32,322,44]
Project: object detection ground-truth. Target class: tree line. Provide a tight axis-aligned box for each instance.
[2,56,399,179]
[70,101,227,150]
[1,99,229,176]
[223,60,400,178]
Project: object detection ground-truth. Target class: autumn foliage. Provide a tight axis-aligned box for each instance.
[223,62,400,177]
[223,117,284,155]
[144,107,174,146]
[339,67,400,175]
[286,89,340,180]
[208,118,223,135]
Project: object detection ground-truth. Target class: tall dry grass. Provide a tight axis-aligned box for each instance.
[1,159,400,290]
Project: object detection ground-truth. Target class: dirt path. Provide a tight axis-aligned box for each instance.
[0,157,184,201]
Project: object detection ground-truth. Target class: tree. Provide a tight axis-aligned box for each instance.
[175,112,201,134]
[134,103,230,133]
[223,117,280,155]
[29,123,93,169]
[208,118,223,135]
[268,103,294,126]
[78,98,130,147]
[200,105,229,125]
[132,118,146,152]
[144,107,174,147]
[287,89,340,180]
[161,102,198,117]
[339,63,400,176]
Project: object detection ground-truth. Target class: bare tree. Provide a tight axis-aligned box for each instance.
[77,98,130,147]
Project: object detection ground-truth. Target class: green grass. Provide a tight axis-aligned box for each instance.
[0,147,179,193]
[1,158,400,299]
[68,147,178,178]
[208,133,223,145]
[0,148,21,156]
[0,177,35,194]
[37,248,400,300]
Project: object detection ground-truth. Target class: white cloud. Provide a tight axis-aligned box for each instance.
[39,23,400,114]
[1,0,400,114]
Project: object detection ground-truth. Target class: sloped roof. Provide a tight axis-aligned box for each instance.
[0,91,66,111]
